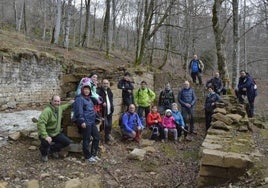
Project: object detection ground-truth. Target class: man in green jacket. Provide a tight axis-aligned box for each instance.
[134,81,156,125]
[37,95,74,162]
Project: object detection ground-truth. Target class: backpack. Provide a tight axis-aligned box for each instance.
[191,61,199,73]
[150,125,159,140]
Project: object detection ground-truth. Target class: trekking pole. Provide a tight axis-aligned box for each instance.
[182,126,189,133]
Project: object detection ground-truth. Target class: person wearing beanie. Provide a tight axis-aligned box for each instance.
[75,72,102,104]
[72,84,101,163]
[162,109,178,142]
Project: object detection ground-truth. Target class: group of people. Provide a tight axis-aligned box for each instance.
[36,54,257,163]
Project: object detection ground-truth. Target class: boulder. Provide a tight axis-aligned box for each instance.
[212,113,233,125]
[128,148,146,161]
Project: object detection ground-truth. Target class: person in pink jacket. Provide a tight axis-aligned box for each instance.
[162,109,178,142]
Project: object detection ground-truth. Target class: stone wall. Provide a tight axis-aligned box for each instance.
[0,50,62,110]
[197,95,261,187]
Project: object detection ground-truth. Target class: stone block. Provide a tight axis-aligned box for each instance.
[212,113,233,125]
[223,152,253,168]
[67,126,81,138]
[198,165,228,178]
[200,149,224,166]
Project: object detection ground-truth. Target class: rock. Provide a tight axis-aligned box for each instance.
[40,173,50,179]
[28,132,39,139]
[31,117,38,123]
[28,146,37,150]
[64,178,81,188]
[226,114,242,123]
[6,102,17,109]
[81,176,102,188]
[8,132,21,141]
[211,121,231,131]
[143,146,156,153]
[24,180,39,188]
[253,119,266,129]
[214,108,227,115]
[212,113,233,125]
[68,143,82,153]
[0,181,8,188]
[128,148,146,161]
[140,139,154,147]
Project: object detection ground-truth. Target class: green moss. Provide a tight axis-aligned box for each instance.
[182,149,199,161]
[141,159,159,172]
[159,144,177,159]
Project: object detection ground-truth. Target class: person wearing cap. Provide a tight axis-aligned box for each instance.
[178,81,197,134]
[37,95,74,162]
[76,73,102,104]
[117,72,134,111]
[72,85,101,163]
[134,81,156,125]
[162,109,178,142]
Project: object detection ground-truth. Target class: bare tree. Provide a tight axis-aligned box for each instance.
[100,0,111,56]
[64,0,73,48]
[81,0,91,47]
[212,0,229,87]
[232,0,240,89]
[53,0,62,44]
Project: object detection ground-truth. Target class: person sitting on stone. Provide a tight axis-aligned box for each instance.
[120,104,143,142]
[37,95,74,162]
[206,71,226,95]
[171,103,190,142]
[146,105,164,141]
[162,109,178,143]
[204,86,221,130]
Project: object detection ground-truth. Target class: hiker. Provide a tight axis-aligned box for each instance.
[146,105,164,141]
[178,81,197,134]
[97,79,114,144]
[117,72,134,111]
[188,54,204,85]
[171,103,190,142]
[206,72,226,95]
[76,72,102,104]
[73,85,101,163]
[158,82,175,115]
[204,86,221,130]
[120,104,143,142]
[37,95,74,162]
[134,80,156,126]
[162,109,178,143]
[236,70,257,118]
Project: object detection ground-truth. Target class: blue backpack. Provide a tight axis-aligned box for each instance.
[191,61,199,73]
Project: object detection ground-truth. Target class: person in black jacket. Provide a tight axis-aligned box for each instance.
[206,72,226,95]
[204,86,221,130]
[158,82,175,115]
[97,79,114,143]
[117,72,134,111]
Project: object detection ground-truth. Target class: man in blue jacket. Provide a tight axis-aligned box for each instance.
[178,81,197,134]
[121,104,144,142]
[236,70,257,118]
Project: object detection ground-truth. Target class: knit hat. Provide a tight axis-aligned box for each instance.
[165,109,172,115]
[124,72,131,76]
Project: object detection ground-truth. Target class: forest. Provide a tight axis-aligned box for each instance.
[0,0,267,87]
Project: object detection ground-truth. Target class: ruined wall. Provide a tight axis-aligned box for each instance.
[197,95,264,187]
[0,51,62,110]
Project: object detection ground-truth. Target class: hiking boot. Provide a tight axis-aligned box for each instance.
[87,157,97,163]
[51,152,59,159]
[41,155,48,162]
[92,156,101,161]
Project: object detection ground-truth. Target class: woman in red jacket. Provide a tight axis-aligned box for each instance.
[146,105,164,141]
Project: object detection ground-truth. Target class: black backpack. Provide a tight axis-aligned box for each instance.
[150,126,159,140]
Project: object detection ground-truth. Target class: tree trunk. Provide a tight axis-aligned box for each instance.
[232,0,240,89]
[16,0,24,32]
[23,0,27,34]
[100,0,111,57]
[13,0,18,30]
[64,0,72,48]
[78,0,83,46]
[42,0,47,40]
[54,0,62,44]
[212,0,229,88]
[82,0,90,47]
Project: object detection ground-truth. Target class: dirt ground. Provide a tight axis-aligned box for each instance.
[0,122,207,188]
